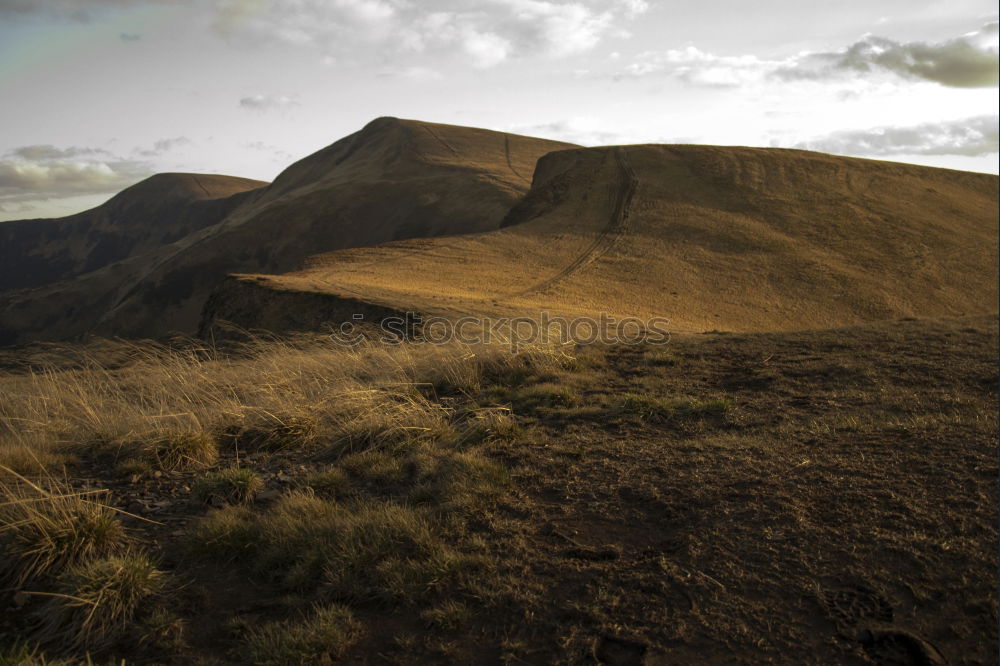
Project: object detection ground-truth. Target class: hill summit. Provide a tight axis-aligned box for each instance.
[204,142,999,336]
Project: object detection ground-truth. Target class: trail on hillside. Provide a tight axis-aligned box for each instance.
[421,125,460,157]
[498,146,638,301]
[504,136,531,185]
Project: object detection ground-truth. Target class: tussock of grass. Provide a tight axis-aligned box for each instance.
[140,432,218,471]
[186,492,489,604]
[34,552,165,651]
[300,467,350,498]
[405,448,512,512]
[220,410,318,453]
[323,390,453,459]
[644,349,679,367]
[244,604,361,666]
[421,600,473,630]
[0,472,130,586]
[616,393,731,421]
[191,467,263,505]
[458,407,521,445]
[511,383,580,413]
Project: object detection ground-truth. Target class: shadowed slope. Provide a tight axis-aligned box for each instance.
[204,144,998,335]
[0,118,575,344]
[0,173,267,292]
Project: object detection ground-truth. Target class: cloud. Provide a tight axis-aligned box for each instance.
[12,145,111,160]
[0,144,153,206]
[795,115,999,157]
[135,136,191,157]
[119,32,141,41]
[214,0,646,67]
[625,46,790,87]
[0,0,173,21]
[238,93,300,112]
[781,22,999,88]
[626,22,999,89]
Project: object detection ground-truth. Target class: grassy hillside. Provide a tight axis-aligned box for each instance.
[0,119,575,345]
[209,145,998,336]
[1,315,995,664]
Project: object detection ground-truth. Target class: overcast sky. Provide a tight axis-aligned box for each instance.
[1,0,997,220]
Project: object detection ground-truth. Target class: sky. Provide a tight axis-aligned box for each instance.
[0,0,997,221]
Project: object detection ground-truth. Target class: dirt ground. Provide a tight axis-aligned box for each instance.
[1,315,995,664]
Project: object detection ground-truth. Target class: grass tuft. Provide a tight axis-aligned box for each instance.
[243,604,362,665]
[0,472,130,587]
[420,599,473,631]
[140,432,218,471]
[191,467,263,505]
[34,552,165,651]
[616,392,731,421]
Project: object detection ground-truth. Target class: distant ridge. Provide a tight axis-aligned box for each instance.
[0,173,267,292]
[0,118,576,345]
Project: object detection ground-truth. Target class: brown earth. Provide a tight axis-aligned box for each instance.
[206,144,998,336]
[0,118,574,345]
[1,315,994,664]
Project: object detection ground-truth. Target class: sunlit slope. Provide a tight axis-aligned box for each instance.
[0,118,575,344]
[208,144,998,334]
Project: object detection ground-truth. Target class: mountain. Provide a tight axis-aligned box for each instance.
[0,173,267,292]
[202,143,998,336]
[0,118,575,345]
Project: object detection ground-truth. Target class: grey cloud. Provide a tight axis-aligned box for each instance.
[795,115,999,157]
[136,136,191,157]
[779,22,998,88]
[238,94,299,112]
[627,23,998,89]
[0,145,153,205]
[12,145,111,160]
[119,32,141,41]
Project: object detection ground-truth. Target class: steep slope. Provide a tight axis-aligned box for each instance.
[0,173,267,292]
[202,144,998,336]
[0,118,575,344]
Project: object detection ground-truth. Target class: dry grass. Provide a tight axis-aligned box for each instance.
[243,604,362,665]
[187,492,490,603]
[0,336,567,474]
[34,552,165,651]
[191,467,263,505]
[0,471,130,587]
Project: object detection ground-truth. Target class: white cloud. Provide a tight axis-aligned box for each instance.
[626,22,999,89]
[626,46,792,87]
[214,0,643,67]
[0,145,153,206]
[796,115,999,157]
[238,94,300,112]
